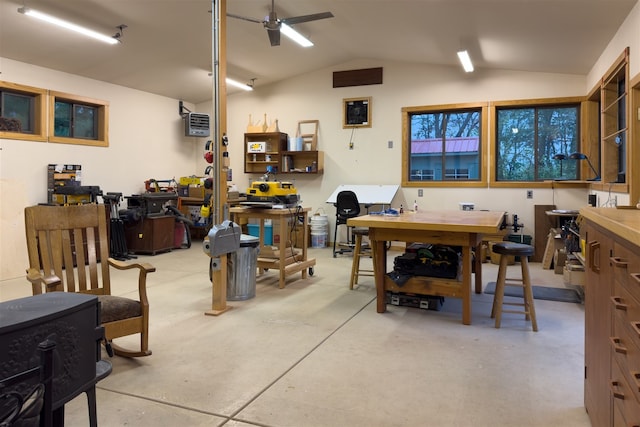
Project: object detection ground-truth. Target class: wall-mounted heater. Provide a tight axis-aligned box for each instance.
[184,112,210,137]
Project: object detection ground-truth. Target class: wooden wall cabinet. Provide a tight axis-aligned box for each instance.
[583,209,640,426]
[244,132,323,175]
[600,53,628,187]
[585,48,635,197]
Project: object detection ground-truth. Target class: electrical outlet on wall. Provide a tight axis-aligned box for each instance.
[526,190,533,199]
[418,189,423,197]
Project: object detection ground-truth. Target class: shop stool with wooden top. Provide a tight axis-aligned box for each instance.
[490,241,538,331]
[349,227,374,289]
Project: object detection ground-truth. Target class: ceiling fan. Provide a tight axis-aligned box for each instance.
[228,0,333,47]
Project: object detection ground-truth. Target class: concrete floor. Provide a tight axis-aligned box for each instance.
[0,243,590,427]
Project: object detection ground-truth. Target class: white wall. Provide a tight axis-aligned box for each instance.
[588,2,640,88]
[215,60,589,247]
[0,59,205,280]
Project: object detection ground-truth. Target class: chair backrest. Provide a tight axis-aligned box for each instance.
[335,190,361,219]
[24,204,112,296]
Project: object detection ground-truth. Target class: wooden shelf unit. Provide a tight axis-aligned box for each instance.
[281,150,324,174]
[244,132,286,175]
[244,132,323,175]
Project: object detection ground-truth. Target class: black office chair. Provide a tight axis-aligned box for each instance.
[333,190,362,257]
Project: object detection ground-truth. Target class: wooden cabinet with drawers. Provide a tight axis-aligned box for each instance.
[584,220,614,427]
[582,207,640,426]
[610,238,640,426]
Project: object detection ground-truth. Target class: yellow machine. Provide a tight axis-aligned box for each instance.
[245,179,299,207]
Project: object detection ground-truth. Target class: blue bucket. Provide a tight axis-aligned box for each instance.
[247,224,273,245]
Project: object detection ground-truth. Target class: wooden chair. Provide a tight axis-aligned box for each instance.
[24,204,155,357]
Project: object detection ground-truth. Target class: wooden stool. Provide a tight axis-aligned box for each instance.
[349,227,374,289]
[490,242,538,331]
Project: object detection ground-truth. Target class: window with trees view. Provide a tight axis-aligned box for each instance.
[0,81,47,142]
[49,91,108,146]
[494,102,580,182]
[54,100,97,139]
[1,91,34,133]
[402,103,487,186]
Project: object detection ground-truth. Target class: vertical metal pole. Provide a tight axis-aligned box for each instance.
[212,0,221,226]
[205,0,230,316]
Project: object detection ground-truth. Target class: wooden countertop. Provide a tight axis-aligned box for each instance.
[579,207,640,247]
[348,210,506,234]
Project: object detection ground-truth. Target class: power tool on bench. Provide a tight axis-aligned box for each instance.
[243,171,299,208]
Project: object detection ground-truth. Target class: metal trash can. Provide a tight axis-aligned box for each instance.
[227,234,260,300]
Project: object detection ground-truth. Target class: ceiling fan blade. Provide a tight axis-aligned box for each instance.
[267,28,281,47]
[227,13,263,24]
[282,12,333,26]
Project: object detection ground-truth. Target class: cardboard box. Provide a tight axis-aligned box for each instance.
[293,224,310,248]
[270,220,309,248]
[563,264,585,286]
[554,249,567,274]
[188,186,212,199]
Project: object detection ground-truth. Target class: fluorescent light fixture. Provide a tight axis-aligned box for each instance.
[280,23,313,47]
[226,78,253,91]
[457,50,474,72]
[18,7,118,45]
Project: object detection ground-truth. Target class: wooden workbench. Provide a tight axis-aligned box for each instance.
[348,210,506,325]
[230,206,316,288]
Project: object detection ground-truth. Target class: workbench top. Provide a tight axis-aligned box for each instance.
[579,207,640,247]
[348,210,506,234]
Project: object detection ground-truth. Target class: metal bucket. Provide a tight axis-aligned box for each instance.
[227,234,260,300]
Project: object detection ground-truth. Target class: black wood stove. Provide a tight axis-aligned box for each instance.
[0,293,112,426]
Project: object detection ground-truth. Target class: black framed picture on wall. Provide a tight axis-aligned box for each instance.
[343,97,371,128]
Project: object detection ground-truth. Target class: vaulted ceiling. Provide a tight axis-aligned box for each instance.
[1,0,637,104]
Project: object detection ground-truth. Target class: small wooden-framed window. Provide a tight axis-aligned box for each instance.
[49,91,109,146]
[0,81,47,142]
